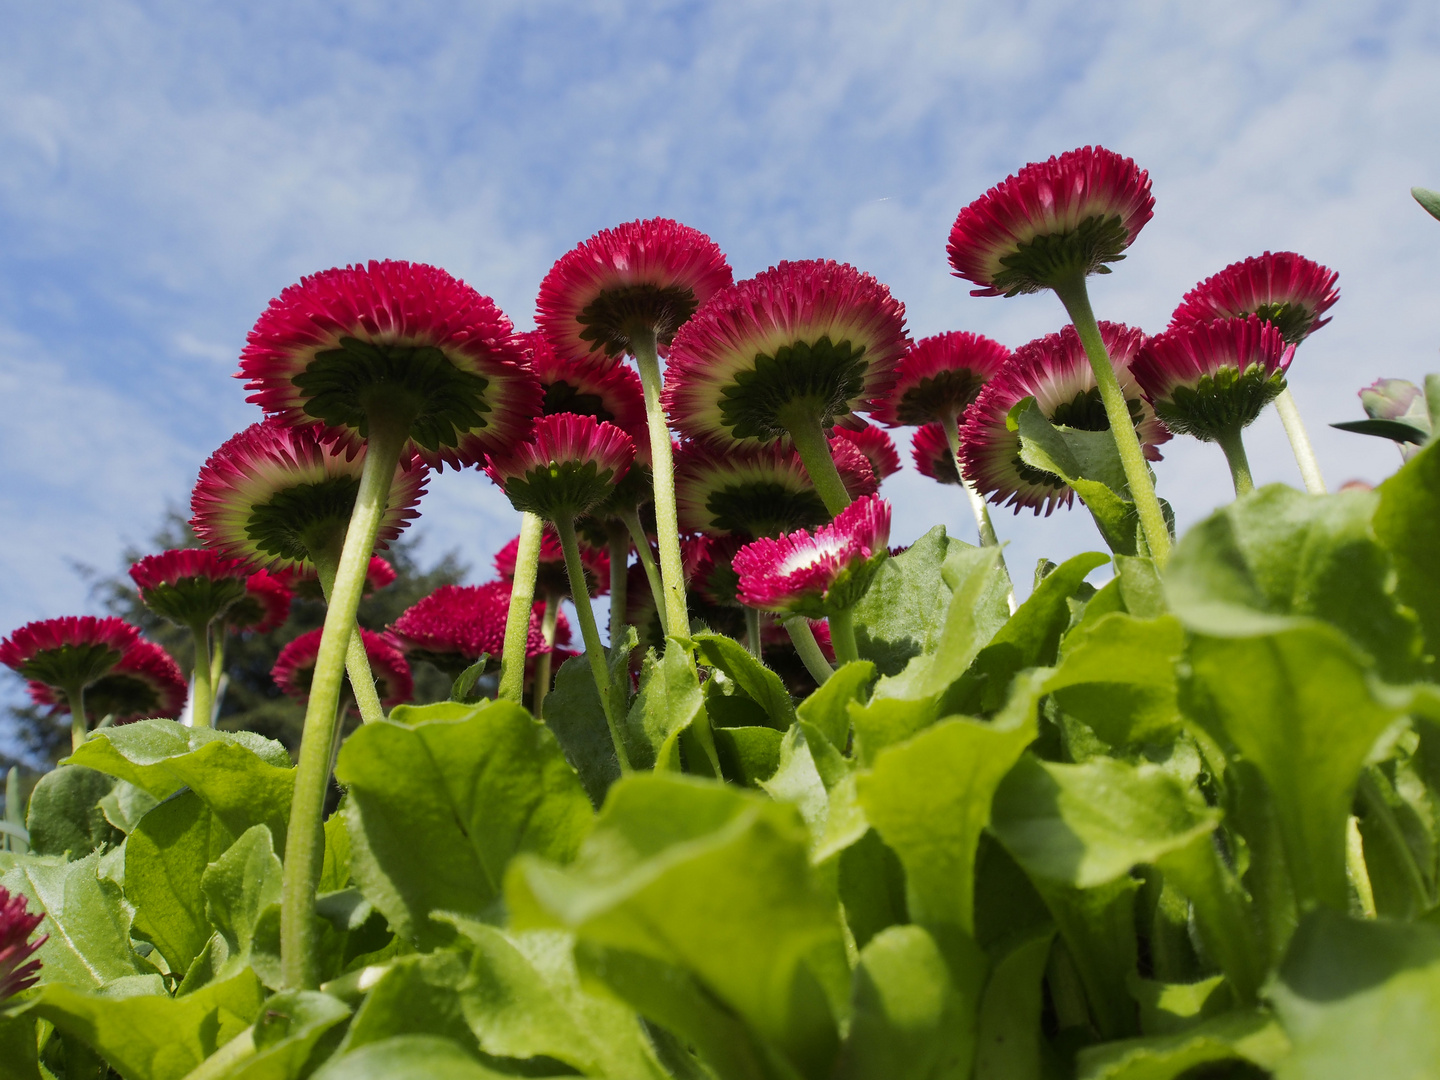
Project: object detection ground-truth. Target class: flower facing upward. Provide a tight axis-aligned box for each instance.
[948,146,1155,298]
[674,437,877,539]
[870,331,1011,428]
[536,218,734,363]
[0,886,46,1003]
[130,549,251,629]
[495,529,610,599]
[1169,252,1339,345]
[273,628,413,710]
[1132,316,1292,441]
[192,419,428,575]
[225,571,293,634]
[663,260,910,446]
[912,423,961,485]
[1,616,141,696]
[391,581,567,677]
[32,638,187,724]
[486,413,635,521]
[524,331,650,461]
[239,259,541,469]
[733,495,892,618]
[831,422,902,482]
[960,322,1169,514]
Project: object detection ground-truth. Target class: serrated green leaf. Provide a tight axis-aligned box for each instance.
[310,1036,515,1080]
[693,633,795,729]
[796,661,873,752]
[320,807,351,894]
[25,767,120,859]
[544,655,621,806]
[625,646,711,773]
[199,825,283,984]
[98,780,159,837]
[712,726,785,786]
[1375,437,1440,668]
[336,700,592,950]
[850,526,952,677]
[1075,1010,1288,1080]
[1045,613,1184,747]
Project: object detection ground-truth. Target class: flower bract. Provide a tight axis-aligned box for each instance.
[130,549,251,628]
[0,887,46,1003]
[273,627,413,710]
[871,331,1011,427]
[831,422,901,481]
[485,413,635,520]
[1169,251,1339,345]
[947,146,1154,298]
[1,616,141,696]
[31,638,187,724]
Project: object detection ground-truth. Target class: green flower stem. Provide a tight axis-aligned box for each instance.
[1215,427,1255,497]
[607,526,629,642]
[940,414,999,547]
[1345,816,1377,917]
[779,403,852,518]
[631,328,689,636]
[744,607,763,660]
[1274,387,1327,494]
[533,594,559,719]
[1052,274,1172,568]
[312,545,385,726]
[783,618,832,685]
[498,511,545,702]
[619,508,667,636]
[1160,837,1263,1006]
[63,683,88,751]
[188,620,215,730]
[828,608,860,665]
[281,408,410,991]
[554,516,632,773]
[209,621,227,691]
[1357,768,1431,911]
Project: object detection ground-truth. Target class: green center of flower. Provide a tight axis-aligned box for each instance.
[247,476,362,563]
[543,381,616,423]
[295,337,492,452]
[718,337,870,441]
[991,214,1132,297]
[705,483,831,539]
[1152,364,1288,441]
[21,643,125,691]
[896,370,989,425]
[578,285,699,357]
[1249,302,1316,345]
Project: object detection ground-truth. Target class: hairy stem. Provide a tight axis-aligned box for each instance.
[744,606,763,661]
[64,683,89,751]
[189,621,215,730]
[1274,386,1327,494]
[498,511,544,702]
[784,619,833,685]
[828,608,860,665]
[620,508,667,636]
[209,621,227,692]
[631,329,689,636]
[607,526,629,642]
[1053,274,1172,567]
[533,594,559,718]
[1215,426,1255,497]
[943,413,1017,613]
[780,404,852,518]
[312,542,385,726]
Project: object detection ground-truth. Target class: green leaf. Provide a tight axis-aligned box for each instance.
[320,807,351,894]
[989,755,1219,889]
[712,726,785,787]
[1035,878,1141,1041]
[199,824,284,984]
[835,828,908,951]
[450,657,489,703]
[1375,437,1440,667]
[1270,908,1440,1079]
[508,774,848,1080]
[310,1036,516,1080]
[835,924,986,1080]
[973,929,1055,1080]
[796,661,874,752]
[1114,555,1166,618]
[1413,185,1440,222]
[1074,1011,1289,1080]
[225,991,352,1080]
[693,633,796,729]
[340,950,476,1052]
[625,646,711,773]
[28,968,264,1080]
[1166,484,1422,680]
[544,655,622,806]
[1,851,147,989]
[762,723,851,845]
[1045,613,1184,747]
[99,780,160,836]
[856,671,1043,934]
[124,790,234,975]
[0,1014,40,1080]
[66,719,295,854]
[847,695,940,766]
[1184,624,1408,911]
[1330,417,1432,443]
[335,700,592,950]
[25,767,121,859]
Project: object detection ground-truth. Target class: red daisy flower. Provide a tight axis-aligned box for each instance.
[192,419,429,576]
[831,422,901,481]
[129,549,251,629]
[238,259,541,470]
[32,638,187,724]
[674,437,877,538]
[663,259,910,447]
[911,423,962,485]
[523,331,651,460]
[870,331,1011,427]
[495,528,610,599]
[285,555,400,602]
[390,580,567,677]
[536,218,734,363]
[947,146,1155,298]
[222,570,293,634]
[273,627,413,710]
[683,533,744,606]
[1,616,140,697]
[733,495,892,618]
[1132,316,1293,441]
[1169,252,1339,345]
[959,322,1170,514]
[0,887,46,1003]
[485,413,635,521]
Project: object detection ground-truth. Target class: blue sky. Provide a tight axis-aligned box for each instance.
[2,2,1439,668]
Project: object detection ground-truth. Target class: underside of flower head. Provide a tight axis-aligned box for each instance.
[523,331,651,462]
[674,437,877,538]
[495,529,610,599]
[31,638,187,724]
[224,570,294,634]
[391,580,566,676]
[1169,251,1339,345]
[130,549,252,628]
[912,423,961,485]
[663,260,910,446]
[536,218,734,362]
[239,259,541,469]
[192,419,428,574]
[831,422,901,481]
[948,146,1154,298]
[273,627,413,709]
[1134,316,1292,440]
[872,331,1011,427]
[0,886,46,1002]
[1,616,141,693]
[960,322,1169,514]
[486,413,635,520]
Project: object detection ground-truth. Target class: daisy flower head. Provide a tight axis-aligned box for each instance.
[831,422,901,482]
[733,495,892,619]
[948,146,1155,298]
[32,638,187,724]
[0,887,46,1004]
[1,616,140,696]
[1133,316,1292,441]
[536,218,733,363]
[273,627,413,711]
[223,570,293,634]
[129,549,252,629]
[1169,252,1339,345]
[495,528,610,599]
[871,331,1011,427]
[391,580,566,678]
[239,259,541,469]
[912,423,962,486]
[191,418,428,575]
[485,413,635,521]
[663,260,910,447]
[523,331,651,462]
[959,321,1169,514]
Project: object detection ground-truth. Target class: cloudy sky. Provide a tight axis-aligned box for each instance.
[2,2,1438,669]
